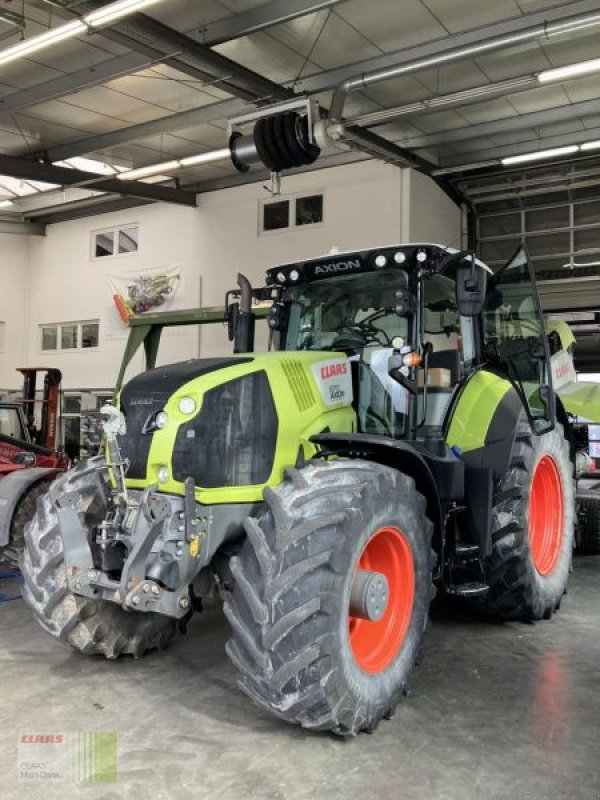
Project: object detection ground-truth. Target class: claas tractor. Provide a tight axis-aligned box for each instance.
[0,368,68,565]
[21,244,575,736]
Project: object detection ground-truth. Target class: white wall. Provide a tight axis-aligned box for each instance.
[404,169,462,249]
[9,159,460,391]
[0,233,29,389]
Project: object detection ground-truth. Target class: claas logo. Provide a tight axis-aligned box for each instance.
[320,363,348,380]
[20,735,64,744]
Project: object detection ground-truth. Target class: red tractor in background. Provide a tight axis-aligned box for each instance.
[0,368,69,565]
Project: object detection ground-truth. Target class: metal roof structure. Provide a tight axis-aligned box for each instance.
[0,0,599,229]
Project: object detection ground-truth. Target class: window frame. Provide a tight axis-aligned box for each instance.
[259,191,325,236]
[91,223,139,260]
[40,320,100,353]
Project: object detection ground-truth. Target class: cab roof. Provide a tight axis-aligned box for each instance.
[266,243,492,288]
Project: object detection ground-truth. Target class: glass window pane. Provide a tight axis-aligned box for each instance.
[574,227,600,254]
[81,322,99,348]
[479,239,521,263]
[63,417,81,461]
[526,206,569,232]
[61,324,78,349]
[42,326,57,350]
[118,227,138,254]
[483,247,549,427]
[295,194,323,226]
[479,212,521,238]
[574,199,600,226]
[95,231,114,257]
[525,232,569,257]
[63,395,81,414]
[263,201,289,231]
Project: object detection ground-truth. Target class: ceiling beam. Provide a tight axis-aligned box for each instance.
[24,195,153,226]
[0,0,343,116]
[0,218,45,235]
[43,97,249,162]
[198,0,346,46]
[0,154,197,206]
[35,0,600,166]
[402,99,600,151]
[71,0,292,103]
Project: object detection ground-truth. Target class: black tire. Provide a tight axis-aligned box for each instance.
[577,495,600,554]
[474,414,574,621]
[20,463,176,658]
[224,459,434,736]
[1,479,54,567]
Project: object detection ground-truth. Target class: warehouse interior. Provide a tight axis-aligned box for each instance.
[0,1,599,797]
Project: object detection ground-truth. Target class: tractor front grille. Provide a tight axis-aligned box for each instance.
[118,392,170,480]
[172,370,278,488]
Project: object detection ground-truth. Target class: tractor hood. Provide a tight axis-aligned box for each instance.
[118,357,253,480]
[117,352,355,496]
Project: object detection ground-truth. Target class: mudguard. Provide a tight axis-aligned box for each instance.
[445,369,523,480]
[0,468,60,546]
[555,381,600,423]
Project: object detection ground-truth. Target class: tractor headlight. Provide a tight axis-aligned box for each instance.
[178,396,196,415]
[157,465,169,484]
[155,411,168,429]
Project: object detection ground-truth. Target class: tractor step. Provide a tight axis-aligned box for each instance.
[447,581,489,598]
[453,544,481,561]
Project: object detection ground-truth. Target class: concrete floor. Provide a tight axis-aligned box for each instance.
[1,558,599,800]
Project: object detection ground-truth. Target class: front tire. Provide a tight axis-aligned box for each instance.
[20,463,176,658]
[475,415,574,621]
[224,460,434,736]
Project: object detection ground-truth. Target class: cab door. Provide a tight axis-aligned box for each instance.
[482,246,555,432]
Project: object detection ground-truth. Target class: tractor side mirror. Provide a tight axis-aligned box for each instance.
[456,262,487,317]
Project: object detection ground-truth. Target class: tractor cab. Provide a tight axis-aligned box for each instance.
[265,243,554,445]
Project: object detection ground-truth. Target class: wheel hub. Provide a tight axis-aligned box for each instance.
[350,569,389,622]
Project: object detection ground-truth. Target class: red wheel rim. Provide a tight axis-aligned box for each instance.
[528,455,564,576]
[348,526,415,674]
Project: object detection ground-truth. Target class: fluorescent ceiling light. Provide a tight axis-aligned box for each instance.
[118,160,180,181]
[501,145,579,166]
[0,19,85,66]
[538,57,600,84]
[0,199,14,209]
[84,0,165,27]
[580,140,600,152]
[0,0,165,68]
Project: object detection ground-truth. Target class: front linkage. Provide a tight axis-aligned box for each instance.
[50,456,202,619]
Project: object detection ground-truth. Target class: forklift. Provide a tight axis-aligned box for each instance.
[0,368,69,565]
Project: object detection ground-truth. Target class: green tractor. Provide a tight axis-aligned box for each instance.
[21,244,575,736]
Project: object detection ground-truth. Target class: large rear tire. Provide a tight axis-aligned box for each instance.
[474,415,574,621]
[224,460,434,736]
[577,494,600,555]
[20,464,176,658]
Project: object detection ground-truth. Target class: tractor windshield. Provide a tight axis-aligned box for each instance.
[284,270,410,352]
